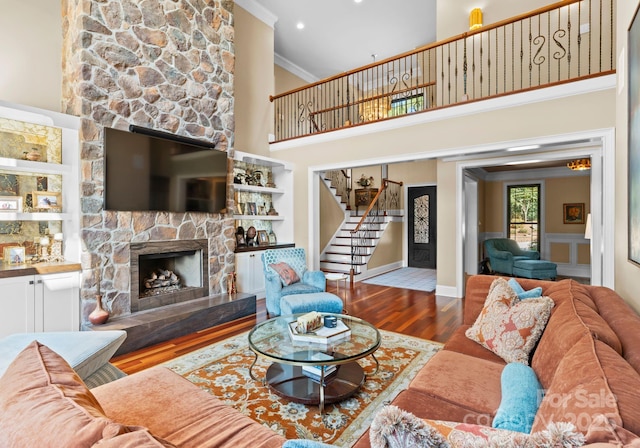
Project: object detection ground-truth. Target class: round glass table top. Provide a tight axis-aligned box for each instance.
[248,313,381,366]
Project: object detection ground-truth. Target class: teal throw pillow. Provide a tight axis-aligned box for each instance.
[492,362,543,433]
[508,278,543,299]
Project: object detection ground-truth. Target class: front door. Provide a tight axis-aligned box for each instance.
[408,186,437,269]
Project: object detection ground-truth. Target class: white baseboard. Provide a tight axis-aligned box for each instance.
[436,284,458,297]
[354,261,404,282]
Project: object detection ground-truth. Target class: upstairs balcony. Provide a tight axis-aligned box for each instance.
[270,0,615,143]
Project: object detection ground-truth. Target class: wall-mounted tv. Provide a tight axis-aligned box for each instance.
[104,125,228,214]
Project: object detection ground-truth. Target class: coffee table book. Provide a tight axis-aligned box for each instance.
[288,319,351,344]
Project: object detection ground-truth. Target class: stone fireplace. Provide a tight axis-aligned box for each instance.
[130,239,209,312]
[60,0,238,331]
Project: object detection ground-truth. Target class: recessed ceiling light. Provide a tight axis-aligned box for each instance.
[296,22,305,30]
[354,0,363,3]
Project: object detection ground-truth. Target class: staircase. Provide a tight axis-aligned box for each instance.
[319,172,396,279]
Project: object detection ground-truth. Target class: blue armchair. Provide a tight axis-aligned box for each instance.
[484,238,540,276]
[261,248,326,316]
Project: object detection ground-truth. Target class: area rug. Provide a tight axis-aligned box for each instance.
[363,267,437,292]
[162,330,442,446]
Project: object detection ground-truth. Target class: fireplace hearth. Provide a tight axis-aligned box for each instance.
[130,240,209,312]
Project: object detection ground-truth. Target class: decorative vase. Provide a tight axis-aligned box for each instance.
[25,149,41,161]
[227,272,237,295]
[88,294,109,325]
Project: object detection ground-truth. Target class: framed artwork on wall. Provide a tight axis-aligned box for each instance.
[629,1,640,265]
[563,203,585,224]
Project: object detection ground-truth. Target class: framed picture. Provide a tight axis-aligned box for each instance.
[246,202,257,215]
[257,230,269,245]
[268,231,277,244]
[0,196,22,212]
[32,191,61,209]
[629,2,640,264]
[3,246,25,264]
[563,203,585,224]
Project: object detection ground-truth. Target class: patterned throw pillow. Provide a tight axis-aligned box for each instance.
[465,278,555,365]
[269,262,300,286]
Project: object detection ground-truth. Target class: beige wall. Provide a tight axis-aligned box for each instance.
[0,1,62,111]
[545,176,591,233]
[319,179,345,250]
[272,88,615,290]
[368,221,403,269]
[436,0,556,39]
[615,0,639,311]
[234,6,274,157]
[275,65,307,96]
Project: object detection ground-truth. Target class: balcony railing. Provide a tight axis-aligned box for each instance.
[270,0,615,142]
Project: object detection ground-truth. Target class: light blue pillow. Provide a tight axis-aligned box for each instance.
[282,441,334,448]
[508,278,543,299]
[492,363,543,433]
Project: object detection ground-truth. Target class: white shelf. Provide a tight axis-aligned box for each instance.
[233,184,285,194]
[233,214,285,221]
[232,150,293,170]
[0,212,72,221]
[0,158,71,176]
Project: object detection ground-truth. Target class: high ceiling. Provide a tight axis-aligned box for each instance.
[257,0,438,82]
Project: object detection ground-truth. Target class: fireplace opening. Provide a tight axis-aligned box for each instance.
[130,240,209,312]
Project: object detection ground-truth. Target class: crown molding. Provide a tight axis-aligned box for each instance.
[235,0,277,28]
[274,53,319,84]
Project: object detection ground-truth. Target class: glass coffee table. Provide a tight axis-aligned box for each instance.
[248,313,381,413]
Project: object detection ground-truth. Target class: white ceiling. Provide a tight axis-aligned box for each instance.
[255,0,438,82]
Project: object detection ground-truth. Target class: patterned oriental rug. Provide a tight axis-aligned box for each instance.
[162,330,442,446]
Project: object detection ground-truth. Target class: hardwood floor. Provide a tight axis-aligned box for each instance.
[112,282,464,375]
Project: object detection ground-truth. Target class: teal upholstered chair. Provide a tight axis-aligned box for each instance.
[484,238,540,276]
[261,248,326,316]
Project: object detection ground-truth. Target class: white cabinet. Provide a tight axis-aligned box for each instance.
[235,251,265,299]
[0,271,80,338]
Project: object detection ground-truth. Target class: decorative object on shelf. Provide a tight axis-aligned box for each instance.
[257,230,269,245]
[39,236,50,261]
[266,172,276,188]
[227,272,237,295]
[563,203,585,224]
[356,174,375,187]
[3,246,25,264]
[36,176,48,191]
[267,203,278,216]
[0,196,22,212]
[49,233,64,262]
[566,158,591,171]
[246,226,257,246]
[257,204,265,215]
[233,168,246,184]
[268,230,277,244]
[236,226,246,247]
[246,202,257,215]
[236,202,244,215]
[32,191,61,210]
[24,148,41,161]
[254,171,265,186]
[88,294,109,325]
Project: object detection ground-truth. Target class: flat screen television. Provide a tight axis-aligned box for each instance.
[103,125,228,213]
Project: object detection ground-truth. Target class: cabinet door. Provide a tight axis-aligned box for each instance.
[0,276,36,337]
[235,252,265,298]
[36,272,80,332]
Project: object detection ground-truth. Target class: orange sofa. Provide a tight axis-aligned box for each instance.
[354,275,640,447]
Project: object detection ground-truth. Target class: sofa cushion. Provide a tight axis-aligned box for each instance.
[269,261,300,286]
[532,299,622,389]
[492,363,543,433]
[0,341,125,447]
[92,366,287,448]
[408,350,503,417]
[92,427,177,447]
[532,336,640,435]
[508,278,543,299]
[466,278,554,364]
[443,326,506,364]
[585,414,640,446]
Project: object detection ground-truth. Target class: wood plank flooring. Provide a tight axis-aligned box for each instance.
[112,282,464,375]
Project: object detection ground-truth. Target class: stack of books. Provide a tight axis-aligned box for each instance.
[288,319,351,345]
[301,353,337,382]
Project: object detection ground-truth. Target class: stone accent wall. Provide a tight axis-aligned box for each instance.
[60,0,236,324]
